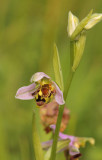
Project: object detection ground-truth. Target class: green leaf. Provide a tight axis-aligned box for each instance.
[45,139,70,160]
[53,43,64,91]
[32,111,44,160]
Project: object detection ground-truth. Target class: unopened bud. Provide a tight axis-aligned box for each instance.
[67,11,79,37]
[85,13,102,29]
[72,31,86,72]
[70,10,93,41]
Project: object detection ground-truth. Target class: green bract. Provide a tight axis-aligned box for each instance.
[53,44,64,92]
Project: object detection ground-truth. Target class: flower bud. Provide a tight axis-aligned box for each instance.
[72,31,86,72]
[70,10,93,41]
[85,13,102,29]
[67,11,79,37]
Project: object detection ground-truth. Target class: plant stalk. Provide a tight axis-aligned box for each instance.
[49,41,75,160]
[32,111,44,160]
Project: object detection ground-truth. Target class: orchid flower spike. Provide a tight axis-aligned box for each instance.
[15,72,65,106]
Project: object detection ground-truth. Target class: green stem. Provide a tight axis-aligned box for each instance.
[49,41,75,160]
[32,111,44,160]
[64,70,74,100]
[64,41,75,99]
[49,104,64,160]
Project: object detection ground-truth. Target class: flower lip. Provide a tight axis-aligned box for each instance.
[71,153,82,159]
[40,100,70,133]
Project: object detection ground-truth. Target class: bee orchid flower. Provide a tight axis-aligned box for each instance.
[50,125,81,159]
[15,72,65,106]
[42,125,95,160]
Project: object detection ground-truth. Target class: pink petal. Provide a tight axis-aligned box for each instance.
[50,125,74,141]
[53,82,65,105]
[15,83,36,100]
[30,72,50,82]
[59,132,74,141]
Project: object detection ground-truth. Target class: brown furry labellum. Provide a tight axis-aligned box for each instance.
[40,100,70,133]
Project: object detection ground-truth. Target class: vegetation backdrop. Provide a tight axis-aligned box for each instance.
[0,0,102,160]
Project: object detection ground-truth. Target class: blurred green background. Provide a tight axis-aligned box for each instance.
[0,0,102,160]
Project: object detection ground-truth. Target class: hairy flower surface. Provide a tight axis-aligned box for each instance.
[40,100,70,133]
[15,72,65,106]
[42,125,95,160]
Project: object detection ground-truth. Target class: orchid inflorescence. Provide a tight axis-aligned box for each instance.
[15,10,102,160]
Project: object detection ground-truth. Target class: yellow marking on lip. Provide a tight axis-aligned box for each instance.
[39,90,42,96]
